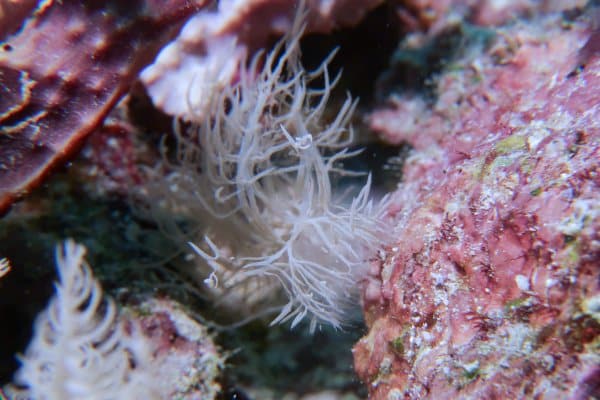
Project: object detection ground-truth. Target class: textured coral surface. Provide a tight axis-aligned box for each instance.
[131,298,223,400]
[0,0,204,214]
[2,1,599,399]
[354,12,600,400]
[393,0,588,30]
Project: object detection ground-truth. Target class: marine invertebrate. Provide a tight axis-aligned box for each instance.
[6,240,154,400]
[144,9,389,331]
[4,241,224,400]
[140,0,385,119]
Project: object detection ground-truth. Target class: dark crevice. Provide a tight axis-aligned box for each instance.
[300,3,403,103]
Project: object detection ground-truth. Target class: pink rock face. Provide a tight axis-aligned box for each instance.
[0,0,206,215]
[355,12,599,400]
[393,0,587,32]
[130,298,223,400]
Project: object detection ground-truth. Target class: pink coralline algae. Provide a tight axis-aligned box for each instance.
[393,0,587,32]
[78,112,146,197]
[0,0,206,215]
[129,298,224,400]
[354,11,599,400]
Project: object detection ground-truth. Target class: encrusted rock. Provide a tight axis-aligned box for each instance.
[0,0,206,214]
[129,298,224,400]
[355,11,599,400]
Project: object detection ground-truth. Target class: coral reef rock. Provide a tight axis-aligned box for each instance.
[354,11,600,400]
[0,0,206,214]
[130,298,224,400]
[393,0,588,31]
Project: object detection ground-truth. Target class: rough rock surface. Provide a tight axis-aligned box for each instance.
[354,11,599,400]
[130,298,224,400]
[0,0,206,214]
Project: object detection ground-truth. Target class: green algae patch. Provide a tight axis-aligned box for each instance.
[495,135,527,155]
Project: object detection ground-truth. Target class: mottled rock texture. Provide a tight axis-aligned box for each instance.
[0,0,205,214]
[131,298,224,400]
[354,10,599,400]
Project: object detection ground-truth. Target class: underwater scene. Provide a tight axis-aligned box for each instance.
[0,1,598,399]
